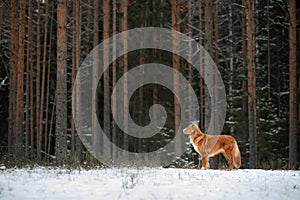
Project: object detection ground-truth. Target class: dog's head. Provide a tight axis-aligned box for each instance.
[183,124,199,135]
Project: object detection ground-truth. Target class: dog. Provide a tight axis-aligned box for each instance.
[183,124,241,170]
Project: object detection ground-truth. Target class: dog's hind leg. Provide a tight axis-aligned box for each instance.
[223,150,233,171]
[197,157,201,169]
[201,156,210,169]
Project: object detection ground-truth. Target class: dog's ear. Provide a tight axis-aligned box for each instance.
[192,124,199,128]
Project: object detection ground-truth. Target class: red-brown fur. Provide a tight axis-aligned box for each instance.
[183,124,241,170]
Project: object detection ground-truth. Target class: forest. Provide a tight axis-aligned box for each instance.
[0,0,299,170]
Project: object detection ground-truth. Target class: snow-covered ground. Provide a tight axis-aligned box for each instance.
[0,167,299,200]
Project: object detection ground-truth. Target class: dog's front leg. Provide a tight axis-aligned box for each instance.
[201,156,209,170]
[197,157,201,169]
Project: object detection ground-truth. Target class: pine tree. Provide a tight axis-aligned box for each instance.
[56,0,68,165]
[172,0,181,155]
[103,0,110,156]
[8,0,18,155]
[247,0,257,168]
[121,0,129,152]
[36,0,41,160]
[16,0,26,157]
[288,0,297,170]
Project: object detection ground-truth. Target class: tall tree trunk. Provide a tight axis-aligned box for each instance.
[86,0,91,53]
[25,52,29,159]
[0,0,4,39]
[70,0,82,160]
[172,0,181,155]
[152,0,157,135]
[299,59,300,170]
[47,94,56,158]
[204,0,212,132]
[138,1,147,154]
[112,0,117,159]
[288,0,297,170]
[182,0,187,122]
[214,0,220,168]
[92,0,100,154]
[187,0,192,122]
[204,0,213,56]
[228,1,236,145]
[214,1,219,68]
[247,0,257,168]
[36,0,41,160]
[27,0,34,159]
[267,0,271,100]
[71,0,77,156]
[39,0,49,159]
[45,4,54,156]
[26,0,33,159]
[75,0,82,160]
[118,3,124,152]
[228,2,233,96]
[241,0,248,164]
[199,0,204,131]
[103,0,110,153]
[16,0,26,157]
[121,0,129,152]
[103,0,110,156]
[56,0,68,165]
[181,0,186,96]
[8,0,18,155]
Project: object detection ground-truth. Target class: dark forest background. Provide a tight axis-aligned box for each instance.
[0,0,299,169]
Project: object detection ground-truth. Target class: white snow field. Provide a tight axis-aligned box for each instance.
[0,167,299,200]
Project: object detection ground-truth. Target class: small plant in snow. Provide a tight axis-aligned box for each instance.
[122,173,139,189]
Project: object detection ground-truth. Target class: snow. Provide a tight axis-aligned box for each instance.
[0,167,299,200]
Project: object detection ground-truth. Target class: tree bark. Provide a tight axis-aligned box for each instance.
[0,0,4,39]
[112,0,117,158]
[25,51,29,159]
[27,0,34,159]
[103,0,110,156]
[45,4,54,156]
[152,0,157,136]
[247,0,257,168]
[214,0,220,168]
[121,0,129,152]
[204,0,213,56]
[56,0,68,165]
[16,0,26,157]
[36,0,41,159]
[172,0,181,155]
[26,0,33,159]
[86,0,91,53]
[214,1,219,68]
[76,0,82,160]
[288,0,297,170]
[92,0,100,154]
[228,2,233,96]
[39,0,49,159]
[241,0,248,165]
[267,0,271,100]
[8,0,18,155]
[138,2,147,154]
[199,0,204,130]
[204,0,212,132]
[187,0,192,122]
[48,95,56,158]
[71,0,78,156]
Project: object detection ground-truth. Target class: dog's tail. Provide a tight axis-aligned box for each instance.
[233,142,241,168]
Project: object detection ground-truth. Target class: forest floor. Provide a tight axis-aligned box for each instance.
[0,167,299,199]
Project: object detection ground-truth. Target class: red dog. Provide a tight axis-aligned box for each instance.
[183,124,241,170]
